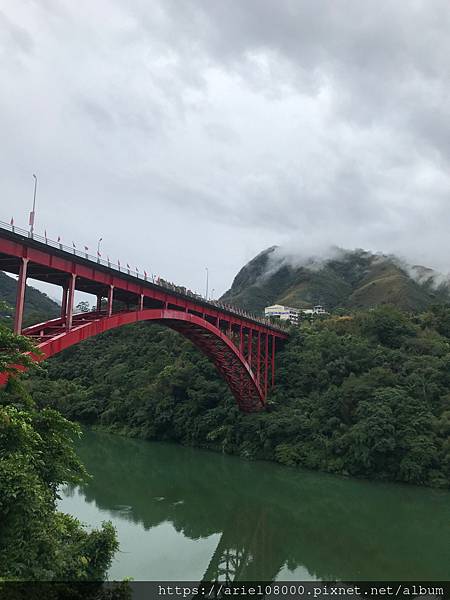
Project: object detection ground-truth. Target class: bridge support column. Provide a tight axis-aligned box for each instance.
[107,285,114,317]
[240,325,243,354]
[14,257,28,334]
[66,274,76,331]
[264,333,269,398]
[248,329,253,368]
[257,331,261,383]
[139,294,144,311]
[60,285,68,319]
[271,335,275,388]
[96,295,102,313]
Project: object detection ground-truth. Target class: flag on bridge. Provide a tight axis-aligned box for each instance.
[72,242,76,248]
[10,217,14,226]
[57,236,61,242]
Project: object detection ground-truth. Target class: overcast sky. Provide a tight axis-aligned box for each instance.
[1,0,450,301]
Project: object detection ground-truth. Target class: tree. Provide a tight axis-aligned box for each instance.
[75,301,90,313]
[357,305,416,348]
[0,319,118,580]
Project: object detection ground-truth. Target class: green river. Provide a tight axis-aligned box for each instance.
[58,428,450,582]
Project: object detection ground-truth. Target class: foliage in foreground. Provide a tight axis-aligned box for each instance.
[30,305,450,489]
[0,321,118,581]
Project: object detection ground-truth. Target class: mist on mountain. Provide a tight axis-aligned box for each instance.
[221,245,450,313]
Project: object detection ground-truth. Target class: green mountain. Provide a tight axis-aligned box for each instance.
[0,271,60,327]
[221,247,450,313]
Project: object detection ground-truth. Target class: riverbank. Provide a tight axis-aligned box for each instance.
[88,420,447,492]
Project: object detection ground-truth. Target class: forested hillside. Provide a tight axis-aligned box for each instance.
[1,257,449,489]
[29,305,450,488]
[221,247,450,313]
[0,271,59,327]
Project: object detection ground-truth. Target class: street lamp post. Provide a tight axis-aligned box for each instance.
[205,267,209,300]
[97,237,103,263]
[30,174,37,236]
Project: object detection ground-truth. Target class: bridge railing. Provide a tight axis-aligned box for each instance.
[0,220,289,333]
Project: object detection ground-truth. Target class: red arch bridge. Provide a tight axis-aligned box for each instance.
[0,222,288,412]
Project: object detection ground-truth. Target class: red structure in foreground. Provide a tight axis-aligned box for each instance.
[0,223,288,412]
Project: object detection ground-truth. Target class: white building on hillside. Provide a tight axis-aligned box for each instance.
[302,305,328,316]
[264,304,301,324]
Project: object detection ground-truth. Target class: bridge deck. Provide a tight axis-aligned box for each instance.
[0,220,287,335]
[0,220,288,411]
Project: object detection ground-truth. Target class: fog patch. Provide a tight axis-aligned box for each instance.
[255,244,450,293]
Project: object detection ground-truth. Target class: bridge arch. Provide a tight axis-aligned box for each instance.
[25,309,267,412]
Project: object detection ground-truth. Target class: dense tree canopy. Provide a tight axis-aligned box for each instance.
[30,305,449,489]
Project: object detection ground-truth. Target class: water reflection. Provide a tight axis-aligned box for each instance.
[62,429,450,581]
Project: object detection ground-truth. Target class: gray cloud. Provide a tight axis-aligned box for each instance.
[0,9,34,57]
[1,0,450,301]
